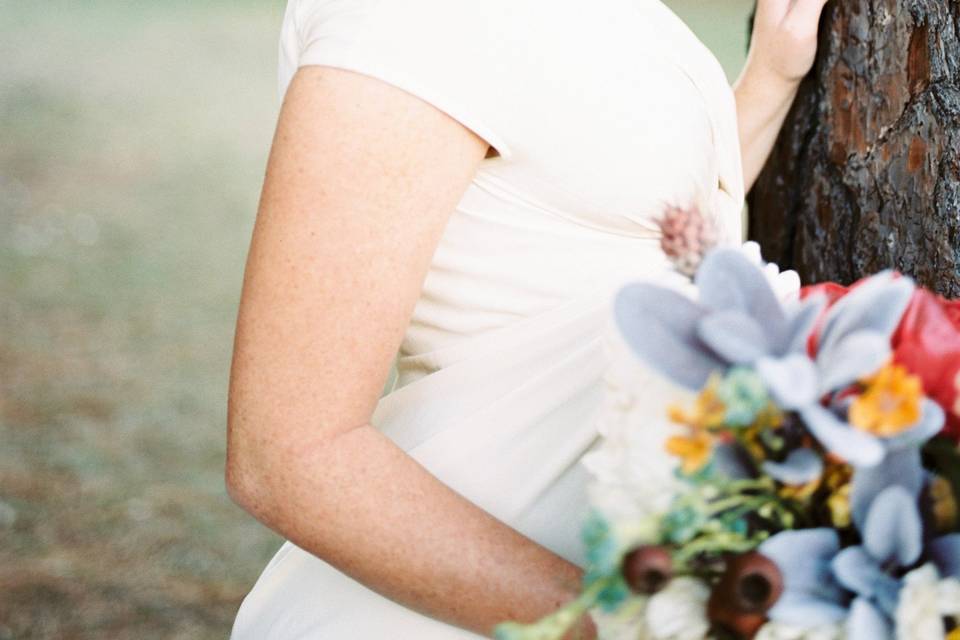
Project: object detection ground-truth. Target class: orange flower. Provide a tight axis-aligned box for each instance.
[665,429,713,475]
[849,363,923,436]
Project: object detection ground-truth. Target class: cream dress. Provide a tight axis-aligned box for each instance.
[231,0,744,637]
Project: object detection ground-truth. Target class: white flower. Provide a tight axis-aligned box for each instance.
[736,241,801,303]
[754,622,843,640]
[896,563,959,640]
[589,596,654,640]
[938,576,960,618]
[643,577,710,640]
[581,313,690,523]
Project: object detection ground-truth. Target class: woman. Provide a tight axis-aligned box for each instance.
[226,0,828,637]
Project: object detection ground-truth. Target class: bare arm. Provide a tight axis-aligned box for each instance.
[226,66,594,639]
[735,0,830,191]
[734,66,802,193]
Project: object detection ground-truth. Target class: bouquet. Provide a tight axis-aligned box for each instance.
[494,206,960,640]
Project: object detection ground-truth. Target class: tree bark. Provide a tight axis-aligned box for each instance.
[748,0,960,296]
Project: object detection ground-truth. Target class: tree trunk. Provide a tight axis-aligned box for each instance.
[747,0,960,296]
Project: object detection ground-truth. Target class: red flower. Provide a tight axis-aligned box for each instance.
[801,279,960,443]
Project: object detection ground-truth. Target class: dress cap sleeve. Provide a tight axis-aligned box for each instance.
[278,0,515,160]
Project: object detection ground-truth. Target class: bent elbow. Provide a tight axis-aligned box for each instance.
[226,453,290,531]
[224,418,275,521]
[225,455,248,506]
[224,417,311,525]
[224,405,357,524]
[225,448,261,517]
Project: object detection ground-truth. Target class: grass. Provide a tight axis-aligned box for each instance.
[0,1,752,637]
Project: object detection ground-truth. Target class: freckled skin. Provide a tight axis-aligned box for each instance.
[226,66,593,638]
[225,2,828,633]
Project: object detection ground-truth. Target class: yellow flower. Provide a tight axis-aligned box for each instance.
[753,402,784,432]
[665,430,714,475]
[779,477,822,501]
[667,404,690,425]
[668,374,726,431]
[826,482,852,528]
[821,463,854,528]
[947,628,960,640]
[665,377,727,474]
[849,363,923,436]
[740,424,768,462]
[930,475,958,533]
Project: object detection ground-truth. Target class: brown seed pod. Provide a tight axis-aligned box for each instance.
[621,545,673,595]
[708,551,784,639]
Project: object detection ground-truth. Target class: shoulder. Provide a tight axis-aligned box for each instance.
[278,0,534,160]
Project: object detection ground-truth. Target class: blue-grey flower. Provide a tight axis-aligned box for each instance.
[761,448,824,486]
[929,533,960,578]
[845,598,891,640]
[754,272,920,467]
[758,528,850,625]
[847,401,944,530]
[830,486,922,639]
[712,442,823,487]
[710,441,757,480]
[613,247,824,390]
[761,486,959,637]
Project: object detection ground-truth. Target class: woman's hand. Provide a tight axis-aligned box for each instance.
[749,0,830,85]
[734,0,831,192]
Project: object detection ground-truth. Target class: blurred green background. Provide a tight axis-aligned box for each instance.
[0,1,752,637]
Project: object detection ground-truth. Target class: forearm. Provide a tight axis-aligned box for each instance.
[733,62,802,192]
[230,423,595,639]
